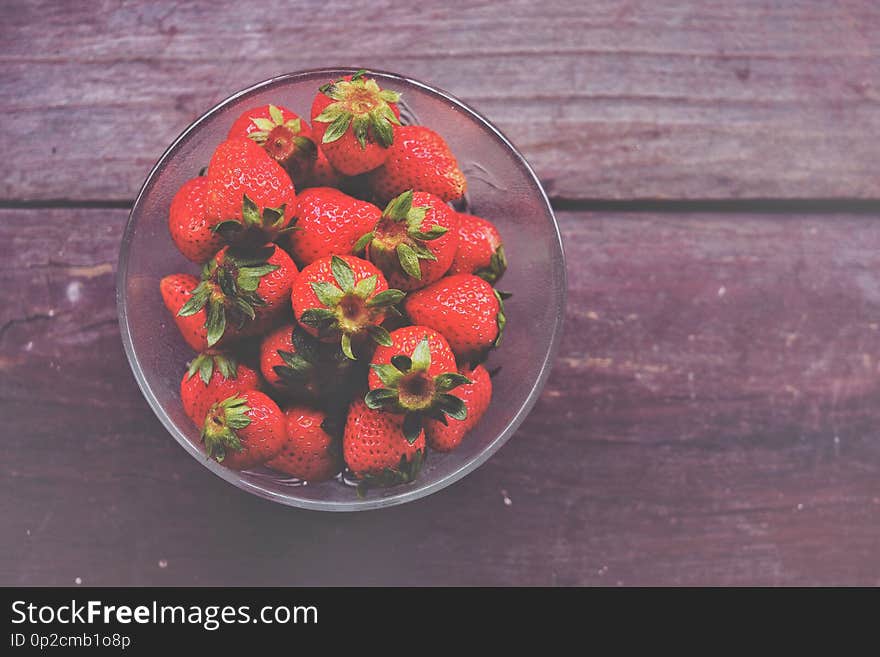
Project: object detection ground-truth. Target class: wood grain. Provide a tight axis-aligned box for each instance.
[3,207,879,586]
[2,0,879,201]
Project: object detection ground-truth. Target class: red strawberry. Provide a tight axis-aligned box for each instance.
[259,322,356,402]
[368,326,457,387]
[448,212,507,284]
[363,190,458,291]
[424,364,492,452]
[310,71,401,176]
[266,405,341,481]
[365,325,470,442]
[343,397,425,484]
[404,274,505,362]
[168,177,224,264]
[201,390,286,469]
[180,352,260,426]
[424,419,464,453]
[205,138,297,242]
[160,273,211,351]
[291,255,404,360]
[259,322,300,389]
[178,243,298,347]
[305,146,344,189]
[368,126,466,203]
[260,322,320,398]
[288,187,381,266]
[227,104,317,189]
[458,365,493,433]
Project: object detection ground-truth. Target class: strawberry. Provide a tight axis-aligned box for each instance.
[160,273,211,351]
[458,365,493,433]
[362,190,458,291]
[201,390,286,469]
[310,70,401,176]
[368,126,466,203]
[288,187,381,266]
[367,325,458,387]
[259,322,357,402]
[227,104,316,189]
[178,243,298,347]
[266,405,342,481]
[365,325,470,442]
[424,364,492,452]
[403,274,506,362]
[343,397,425,485]
[204,138,297,243]
[305,146,344,189]
[259,322,304,390]
[180,352,260,426]
[168,177,225,264]
[448,212,507,284]
[291,255,404,360]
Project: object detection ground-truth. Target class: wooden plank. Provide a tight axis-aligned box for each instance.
[2,207,880,585]
[2,1,880,201]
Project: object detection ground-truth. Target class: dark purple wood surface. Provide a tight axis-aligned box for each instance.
[2,1,880,586]
[4,0,880,201]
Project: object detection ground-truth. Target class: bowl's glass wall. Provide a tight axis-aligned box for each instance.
[119,70,565,510]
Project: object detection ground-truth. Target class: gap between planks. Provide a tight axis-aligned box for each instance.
[2,198,880,215]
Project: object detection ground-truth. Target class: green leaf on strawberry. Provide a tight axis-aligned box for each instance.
[299,256,406,360]
[356,449,425,498]
[367,190,453,283]
[246,104,304,145]
[365,336,471,437]
[211,193,293,243]
[475,245,508,284]
[185,352,239,385]
[353,231,374,254]
[494,289,509,348]
[177,245,281,347]
[314,74,401,150]
[272,326,320,385]
[201,395,251,462]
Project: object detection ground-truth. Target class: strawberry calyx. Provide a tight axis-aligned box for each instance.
[185,351,239,385]
[314,70,401,150]
[360,190,447,281]
[274,327,361,405]
[212,193,293,244]
[494,290,511,349]
[272,326,324,396]
[300,255,405,360]
[475,245,508,284]
[201,394,251,462]
[247,104,301,144]
[247,104,317,166]
[355,449,425,497]
[178,245,280,347]
[365,336,471,443]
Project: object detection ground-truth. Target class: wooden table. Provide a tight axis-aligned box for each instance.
[3,0,879,586]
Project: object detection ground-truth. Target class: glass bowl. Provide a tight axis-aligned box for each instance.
[117,69,566,511]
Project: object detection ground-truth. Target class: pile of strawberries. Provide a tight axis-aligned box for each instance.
[160,71,508,492]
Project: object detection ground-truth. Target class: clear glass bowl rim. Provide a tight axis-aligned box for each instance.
[116,68,567,511]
